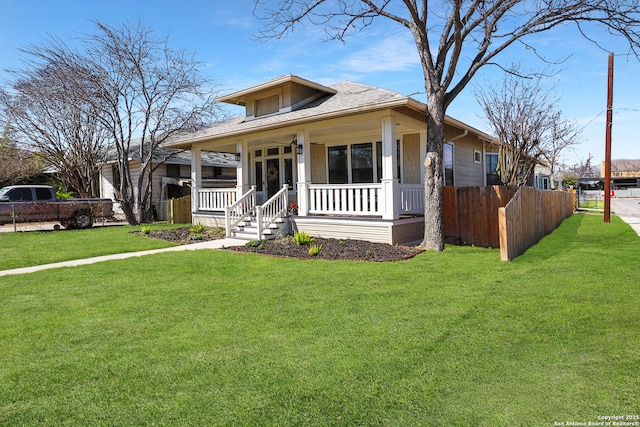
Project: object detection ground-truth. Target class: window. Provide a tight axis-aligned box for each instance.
[375,140,401,182]
[474,150,482,163]
[254,149,262,157]
[328,145,348,184]
[444,143,454,186]
[255,94,279,117]
[486,153,501,185]
[7,188,32,201]
[267,147,279,156]
[254,161,263,191]
[35,187,53,200]
[351,143,373,183]
[284,158,293,187]
[166,164,181,178]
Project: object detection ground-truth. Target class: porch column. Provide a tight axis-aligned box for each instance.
[191,146,202,212]
[296,129,311,216]
[236,140,249,197]
[381,116,399,220]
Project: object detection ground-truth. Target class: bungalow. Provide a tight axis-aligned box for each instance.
[166,75,497,244]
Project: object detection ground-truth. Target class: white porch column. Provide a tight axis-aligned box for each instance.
[381,116,399,220]
[236,140,249,197]
[191,146,202,212]
[296,129,311,216]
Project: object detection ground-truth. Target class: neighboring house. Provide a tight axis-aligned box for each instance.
[99,143,236,220]
[533,164,562,190]
[166,74,497,244]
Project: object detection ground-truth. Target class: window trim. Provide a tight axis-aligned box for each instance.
[443,142,455,186]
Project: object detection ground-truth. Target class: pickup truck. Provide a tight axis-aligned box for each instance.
[0,185,114,229]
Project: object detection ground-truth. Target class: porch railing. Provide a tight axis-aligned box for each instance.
[256,185,288,239]
[198,188,237,212]
[308,183,382,216]
[399,184,424,214]
[224,186,256,237]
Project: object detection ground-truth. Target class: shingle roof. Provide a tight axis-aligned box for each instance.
[105,142,236,167]
[167,81,421,146]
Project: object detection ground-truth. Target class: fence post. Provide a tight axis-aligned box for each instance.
[12,202,17,232]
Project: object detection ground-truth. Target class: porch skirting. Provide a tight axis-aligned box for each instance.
[192,212,226,229]
[292,216,424,246]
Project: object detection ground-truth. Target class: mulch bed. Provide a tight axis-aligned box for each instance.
[133,227,423,262]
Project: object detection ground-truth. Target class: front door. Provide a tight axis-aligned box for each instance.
[266,158,280,199]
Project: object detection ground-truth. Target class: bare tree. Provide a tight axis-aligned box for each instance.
[476,74,580,187]
[0,123,42,187]
[254,0,640,250]
[17,21,221,224]
[1,62,109,197]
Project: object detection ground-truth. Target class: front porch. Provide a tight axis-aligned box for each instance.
[190,183,425,244]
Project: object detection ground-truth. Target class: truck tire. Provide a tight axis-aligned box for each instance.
[73,210,94,229]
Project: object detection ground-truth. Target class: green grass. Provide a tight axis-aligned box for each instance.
[0,214,638,425]
[579,200,604,209]
[0,223,185,270]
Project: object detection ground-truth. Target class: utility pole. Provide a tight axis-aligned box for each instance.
[604,53,613,223]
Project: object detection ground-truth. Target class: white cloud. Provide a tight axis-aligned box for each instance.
[338,34,420,73]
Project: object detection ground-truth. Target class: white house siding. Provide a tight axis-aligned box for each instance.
[402,133,421,184]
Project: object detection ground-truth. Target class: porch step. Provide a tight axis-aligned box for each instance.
[231,217,288,241]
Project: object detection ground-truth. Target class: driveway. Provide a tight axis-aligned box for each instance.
[611,197,640,236]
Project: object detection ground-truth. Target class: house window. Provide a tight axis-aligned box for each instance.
[255,94,279,117]
[166,164,181,178]
[474,150,482,164]
[328,145,348,184]
[351,143,373,183]
[486,153,501,185]
[254,161,263,191]
[444,143,454,186]
[284,158,293,187]
[267,147,279,156]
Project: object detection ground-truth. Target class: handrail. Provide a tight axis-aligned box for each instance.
[256,185,288,240]
[224,186,256,237]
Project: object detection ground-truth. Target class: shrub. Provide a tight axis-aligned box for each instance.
[140,226,152,235]
[292,231,315,246]
[56,190,74,200]
[308,244,322,256]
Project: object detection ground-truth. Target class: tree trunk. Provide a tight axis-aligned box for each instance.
[421,99,445,251]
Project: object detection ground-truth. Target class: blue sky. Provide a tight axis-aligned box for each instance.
[2,0,639,167]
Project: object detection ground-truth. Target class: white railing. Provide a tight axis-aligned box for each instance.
[400,184,424,214]
[225,186,256,237]
[308,183,382,216]
[256,185,288,239]
[198,188,238,212]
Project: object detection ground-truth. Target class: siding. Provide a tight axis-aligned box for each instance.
[449,137,484,186]
[311,144,327,183]
[402,133,421,184]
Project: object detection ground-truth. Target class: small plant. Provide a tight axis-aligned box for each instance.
[56,190,74,200]
[189,223,207,234]
[189,234,203,241]
[338,240,345,245]
[245,240,263,248]
[288,202,298,215]
[292,231,315,246]
[141,226,152,235]
[308,244,322,256]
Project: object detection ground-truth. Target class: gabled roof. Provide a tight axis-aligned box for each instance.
[216,74,336,106]
[166,77,495,149]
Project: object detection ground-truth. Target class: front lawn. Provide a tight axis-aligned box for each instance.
[0,214,638,425]
[0,223,183,270]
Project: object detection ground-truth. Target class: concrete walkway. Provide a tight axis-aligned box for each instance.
[611,198,640,237]
[0,238,247,277]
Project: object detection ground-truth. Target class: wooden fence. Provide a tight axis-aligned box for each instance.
[498,186,575,261]
[443,185,575,261]
[443,186,518,249]
[162,195,192,224]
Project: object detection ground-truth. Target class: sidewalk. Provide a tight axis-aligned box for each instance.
[0,238,246,277]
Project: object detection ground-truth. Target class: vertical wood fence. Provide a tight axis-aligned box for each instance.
[443,186,575,261]
[162,195,192,224]
[443,186,518,249]
[498,186,575,261]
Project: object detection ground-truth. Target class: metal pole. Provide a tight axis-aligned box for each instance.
[604,53,614,223]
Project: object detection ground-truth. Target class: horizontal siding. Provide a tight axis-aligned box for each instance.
[293,218,392,244]
[391,219,424,245]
